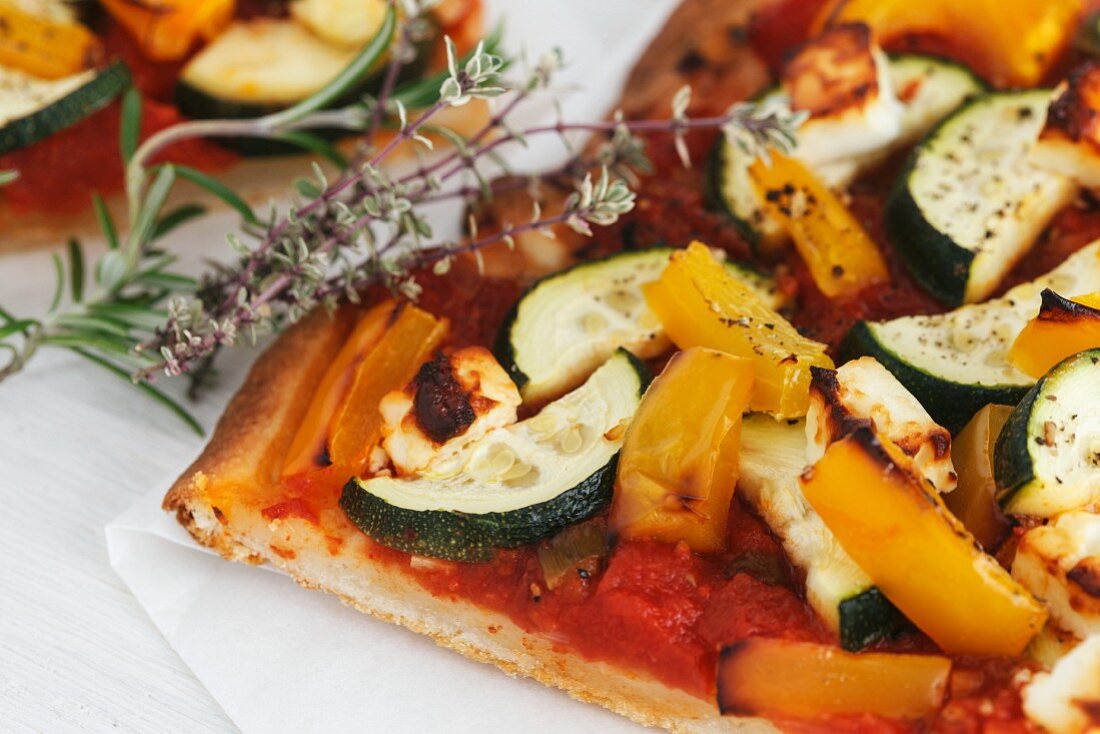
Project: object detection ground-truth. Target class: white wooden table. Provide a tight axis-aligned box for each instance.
[0,218,249,733]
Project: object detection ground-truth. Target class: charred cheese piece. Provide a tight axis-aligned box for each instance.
[380,347,521,476]
[1014,511,1100,641]
[807,357,957,492]
[1023,635,1100,734]
[782,23,903,186]
[1032,60,1100,190]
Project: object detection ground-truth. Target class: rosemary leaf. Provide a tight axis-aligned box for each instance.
[67,239,85,303]
[119,87,143,165]
[152,204,208,241]
[174,165,258,225]
[129,165,177,252]
[54,313,132,338]
[92,193,120,250]
[274,130,349,168]
[86,302,167,331]
[0,169,18,186]
[71,348,203,436]
[264,5,396,128]
[48,253,64,313]
[0,319,37,341]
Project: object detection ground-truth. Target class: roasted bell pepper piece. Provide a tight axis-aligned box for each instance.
[98,0,235,62]
[643,242,833,418]
[281,300,399,479]
[1008,289,1100,378]
[749,152,889,299]
[944,404,1014,552]
[813,0,1083,88]
[0,4,100,79]
[800,426,1047,656]
[610,347,754,553]
[326,303,448,478]
[718,637,951,719]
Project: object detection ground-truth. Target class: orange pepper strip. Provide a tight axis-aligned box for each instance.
[98,0,235,62]
[281,300,398,478]
[717,637,951,719]
[327,303,448,478]
[749,152,889,299]
[812,0,1083,88]
[0,4,100,79]
[801,427,1047,657]
[643,242,833,418]
[1008,290,1100,379]
[611,347,754,554]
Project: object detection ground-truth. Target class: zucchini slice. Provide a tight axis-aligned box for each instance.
[0,62,129,156]
[994,349,1100,517]
[340,350,648,562]
[708,54,983,250]
[494,247,782,405]
[886,90,1076,306]
[176,20,358,119]
[739,414,904,650]
[841,241,1100,433]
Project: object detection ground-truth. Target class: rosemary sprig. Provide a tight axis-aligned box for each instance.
[0,4,803,433]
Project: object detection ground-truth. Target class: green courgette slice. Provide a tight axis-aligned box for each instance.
[841,241,1100,433]
[341,350,649,562]
[0,62,130,156]
[994,349,1100,517]
[494,247,782,405]
[886,90,1076,306]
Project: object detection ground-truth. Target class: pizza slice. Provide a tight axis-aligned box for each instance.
[166,0,1100,732]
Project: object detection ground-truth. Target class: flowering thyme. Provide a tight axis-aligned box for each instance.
[0,5,803,431]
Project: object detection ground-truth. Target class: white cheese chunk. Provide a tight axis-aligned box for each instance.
[1014,511,1100,640]
[1023,635,1100,734]
[807,357,957,492]
[380,347,521,476]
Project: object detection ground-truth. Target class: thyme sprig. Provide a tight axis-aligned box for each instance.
[0,3,803,433]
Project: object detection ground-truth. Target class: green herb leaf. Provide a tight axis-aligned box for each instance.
[49,253,65,313]
[129,165,177,250]
[0,169,18,187]
[265,4,396,128]
[55,313,132,338]
[87,302,167,331]
[392,21,506,109]
[152,203,207,241]
[275,130,349,168]
[67,239,85,303]
[92,193,121,250]
[71,348,204,436]
[120,87,143,165]
[174,165,259,225]
[0,319,38,341]
[96,250,129,291]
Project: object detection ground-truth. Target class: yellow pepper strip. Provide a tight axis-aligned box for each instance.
[326,303,448,479]
[98,0,235,62]
[717,637,951,719]
[643,242,833,418]
[749,152,889,299]
[610,348,754,553]
[944,404,1014,552]
[0,3,100,79]
[800,427,1047,657]
[812,0,1082,88]
[281,300,398,479]
[1008,290,1100,378]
